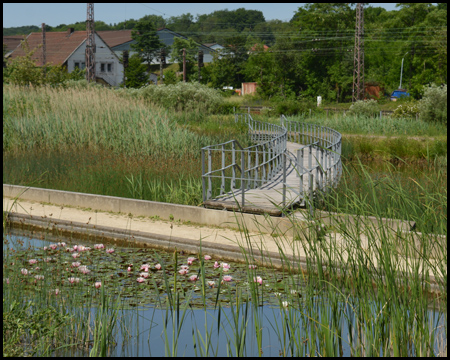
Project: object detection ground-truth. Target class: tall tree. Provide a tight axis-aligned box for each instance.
[170,37,199,81]
[131,19,164,71]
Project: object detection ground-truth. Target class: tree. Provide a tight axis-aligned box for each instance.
[123,54,148,88]
[170,37,198,81]
[131,19,164,71]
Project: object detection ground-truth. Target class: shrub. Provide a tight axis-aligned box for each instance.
[138,81,224,113]
[392,102,419,119]
[273,99,317,116]
[418,83,447,125]
[348,99,380,117]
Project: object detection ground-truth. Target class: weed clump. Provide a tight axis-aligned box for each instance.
[348,99,380,117]
[418,83,447,125]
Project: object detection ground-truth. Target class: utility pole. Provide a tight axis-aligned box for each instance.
[160,48,165,85]
[198,50,203,82]
[86,3,96,83]
[182,48,186,82]
[352,3,364,103]
[41,23,46,75]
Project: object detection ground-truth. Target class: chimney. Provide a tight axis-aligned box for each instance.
[67,28,75,35]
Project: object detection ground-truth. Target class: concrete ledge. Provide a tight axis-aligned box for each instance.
[3,184,302,236]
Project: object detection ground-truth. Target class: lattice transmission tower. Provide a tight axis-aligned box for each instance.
[352,3,364,102]
[86,3,96,83]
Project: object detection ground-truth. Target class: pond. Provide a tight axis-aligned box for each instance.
[3,230,446,357]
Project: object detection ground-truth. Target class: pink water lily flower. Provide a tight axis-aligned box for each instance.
[139,272,149,278]
[94,282,101,289]
[127,266,132,272]
[248,264,257,269]
[222,275,233,282]
[49,244,58,250]
[77,245,86,252]
[204,255,212,260]
[29,259,38,265]
[222,263,230,270]
[140,264,150,272]
[58,242,66,247]
[72,253,80,259]
[254,276,263,285]
[34,267,40,271]
[21,268,28,275]
[178,269,188,275]
[54,288,60,295]
[213,261,220,269]
[78,265,90,274]
[136,277,145,283]
[105,248,115,254]
[34,275,44,280]
[5,278,9,284]
[73,245,78,251]
[43,246,48,251]
[187,257,196,265]
[94,244,105,249]
[44,257,52,263]
[72,262,81,268]
[155,264,162,270]
[66,248,75,253]
[68,277,80,284]
[188,275,198,281]
[180,265,189,270]
[207,281,216,287]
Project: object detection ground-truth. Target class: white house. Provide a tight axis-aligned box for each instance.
[7,28,124,87]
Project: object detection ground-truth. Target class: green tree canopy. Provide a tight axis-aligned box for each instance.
[131,19,164,71]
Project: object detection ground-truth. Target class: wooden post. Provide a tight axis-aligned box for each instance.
[183,48,186,82]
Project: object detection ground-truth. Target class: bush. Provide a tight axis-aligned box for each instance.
[348,99,380,117]
[418,83,447,125]
[273,99,317,116]
[392,102,419,119]
[138,81,224,113]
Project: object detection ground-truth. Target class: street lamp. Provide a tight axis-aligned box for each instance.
[399,52,408,89]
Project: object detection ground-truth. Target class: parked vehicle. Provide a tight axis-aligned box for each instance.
[390,89,410,101]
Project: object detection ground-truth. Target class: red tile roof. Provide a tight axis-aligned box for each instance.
[8,31,87,66]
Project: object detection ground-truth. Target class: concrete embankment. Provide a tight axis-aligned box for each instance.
[3,184,445,293]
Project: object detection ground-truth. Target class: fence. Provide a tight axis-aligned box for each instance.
[201,113,342,211]
[281,115,342,211]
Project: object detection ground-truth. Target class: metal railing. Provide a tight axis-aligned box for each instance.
[201,113,341,210]
[281,115,342,210]
[202,114,286,207]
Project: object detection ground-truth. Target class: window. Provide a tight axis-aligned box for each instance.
[74,62,80,69]
[107,63,112,72]
[100,63,105,72]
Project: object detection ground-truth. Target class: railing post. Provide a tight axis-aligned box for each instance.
[282,151,287,213]
[202,148,206,202]
[309,172,314,218]
[241,150,245,208]
[231,142,236,190]
[221,144,225,195]
[207,148,212,199]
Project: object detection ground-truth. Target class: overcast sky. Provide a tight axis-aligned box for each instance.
[3,3,401,28]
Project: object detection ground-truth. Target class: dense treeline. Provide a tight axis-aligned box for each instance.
[3,4,447,102]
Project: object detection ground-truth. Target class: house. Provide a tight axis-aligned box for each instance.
[6,28,124,87]
[97,28,217,65]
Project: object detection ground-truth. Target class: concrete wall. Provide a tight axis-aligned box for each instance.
[3,184,301,236]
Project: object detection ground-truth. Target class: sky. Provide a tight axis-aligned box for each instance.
[3,3,401,28]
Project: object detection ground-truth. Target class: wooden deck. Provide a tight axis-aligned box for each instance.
[203,141,334,216]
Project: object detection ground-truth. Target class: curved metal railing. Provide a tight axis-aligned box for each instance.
[281,115,342,207]
[201,113,341,210]
[201,113,287,206]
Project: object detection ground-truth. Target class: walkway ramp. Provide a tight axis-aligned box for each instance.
[202,115,342,216]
